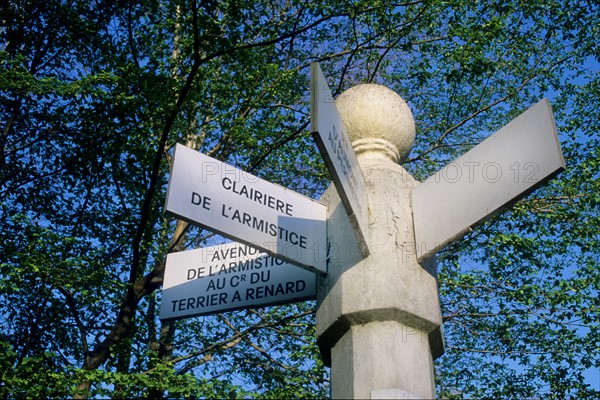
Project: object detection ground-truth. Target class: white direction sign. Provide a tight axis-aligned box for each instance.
[412,99,565,261]
[310,62,370,257]
[165,144,327,273]
[160,242,316,321]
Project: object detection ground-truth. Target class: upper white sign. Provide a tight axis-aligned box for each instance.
[310,62,370,256]
[160,242,316,321]
[412,99,565,261]
[165,144,327,273]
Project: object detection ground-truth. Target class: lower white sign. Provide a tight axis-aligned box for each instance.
[160,242,317,321]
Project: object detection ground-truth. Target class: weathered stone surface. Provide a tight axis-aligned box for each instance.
[316,84,443,398]
[316,157,444,360]
[336,83,415,163]
[331,321,434,399]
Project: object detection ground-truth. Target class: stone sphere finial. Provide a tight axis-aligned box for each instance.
[336,84,415,163]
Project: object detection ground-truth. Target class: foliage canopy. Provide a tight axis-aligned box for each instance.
[1,0,598,398]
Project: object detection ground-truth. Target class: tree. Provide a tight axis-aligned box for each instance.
[0,0,597,398]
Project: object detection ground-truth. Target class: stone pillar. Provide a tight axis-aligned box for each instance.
[316,84,444,399]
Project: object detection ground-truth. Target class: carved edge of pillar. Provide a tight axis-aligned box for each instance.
[316,308,445,367]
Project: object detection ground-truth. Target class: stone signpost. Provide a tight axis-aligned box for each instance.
[161,62,564,399]
[312,66,563,398]
[314,82,444,399]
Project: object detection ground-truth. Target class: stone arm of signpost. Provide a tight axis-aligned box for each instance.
[411,98,565,261]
